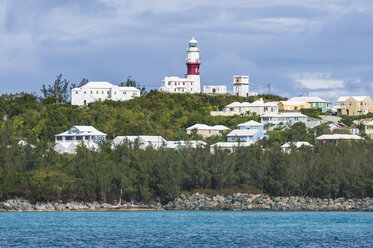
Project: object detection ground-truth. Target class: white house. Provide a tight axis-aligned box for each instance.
[281,141,312,153]
[211,98,278,116]
[54,126,106,154]
[226,129,261,143]
[210,141,254,153]
[71,81,140,106]
[112,136,167,150]
[316,134,364,145]
[186,124,229,138]
[203,85,227,94]
[261,112,308,130]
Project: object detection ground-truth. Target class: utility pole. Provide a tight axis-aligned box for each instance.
[268,83,271,101]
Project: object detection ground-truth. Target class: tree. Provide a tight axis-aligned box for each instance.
[121,76,147,96]
[70,78,88,90]
[40,74,69,103]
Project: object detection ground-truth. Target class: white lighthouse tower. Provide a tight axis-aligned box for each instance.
[160,37,201,93]
[186,37,201,93]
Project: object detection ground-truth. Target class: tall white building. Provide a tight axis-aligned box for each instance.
[233,75,249,97]
[160,37,201,93]
[71,81,140,106]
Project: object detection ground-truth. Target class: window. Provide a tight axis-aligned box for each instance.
[114,92,116,94]
[76,136,83,141]
[349,102,352,106]
[191,82,193,85]
[91,91,93,94]
[56,136,62,141]
[85,136,90,140]
[66,136,73,141]
[107,91,109,94]
[84,91,86,94]
[174,89,176,92]
[168,82,171,85]
[183,82,185,85]
[102,91,104,94]
[123,92,126,94]
[96,91,98,94]
[76,91,78,94]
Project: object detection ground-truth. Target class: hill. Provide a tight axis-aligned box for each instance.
[0,91,285,143]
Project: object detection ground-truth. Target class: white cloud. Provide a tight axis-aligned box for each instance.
[290,72,344,89]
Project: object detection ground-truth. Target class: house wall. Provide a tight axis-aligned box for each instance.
[187,129,222,138]
[339,97,373,116]
[278,102,311,111]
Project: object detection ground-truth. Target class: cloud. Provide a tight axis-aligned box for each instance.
[290,73,344,89]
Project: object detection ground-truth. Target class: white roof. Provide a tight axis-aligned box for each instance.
[337,96,368,102]
[212,125,229,130]
[237,120,263,127]
[226,102,242,108]
[364,121,373,126]
[82,81,113,89]
[289,96,327,103]
[225,99,278,108]
[227,129,259,137]
[261,112,307,118]
[166,140,207,149]
[316,134,364,140]
[281,142,312,148]
[187,124,229,131]
[56,126,106,136]
[164,76,194,82]
[280,100,307,106]
[211,141,254,148]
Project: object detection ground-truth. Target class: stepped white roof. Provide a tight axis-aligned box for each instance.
[316,134,364,140]
[227,129,259,137]
[261,112,307,118]
[56,126,106,137]
[225,99,278,108]
[166,140,207,149]
[289,96,327,103]
[81,81,113,89]
[281,142,312,148]
[337,96,368,102]
[211,141,254,148]
[237,120,263,127]
[280,100,308,106]
[187,124,229,131]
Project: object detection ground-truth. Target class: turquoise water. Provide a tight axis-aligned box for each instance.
[0,211,373,247]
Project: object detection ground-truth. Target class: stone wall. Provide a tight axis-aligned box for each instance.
[0,199,162,211]
[165,193,373,211]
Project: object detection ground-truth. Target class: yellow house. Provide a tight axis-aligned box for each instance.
[278,100,311,111]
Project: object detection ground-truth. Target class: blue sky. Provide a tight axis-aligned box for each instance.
[1,0,373,101]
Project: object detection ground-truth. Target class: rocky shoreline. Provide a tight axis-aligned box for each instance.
[0,199,163,212]
[2,193,373,211]
[165,193,373,211]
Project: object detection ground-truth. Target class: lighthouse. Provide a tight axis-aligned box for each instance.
[186,37,201,93]
[160,37,201,93]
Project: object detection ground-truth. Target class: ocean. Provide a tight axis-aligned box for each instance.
[0,211,372,247]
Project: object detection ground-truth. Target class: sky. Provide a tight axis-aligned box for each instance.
[1,0,373,102]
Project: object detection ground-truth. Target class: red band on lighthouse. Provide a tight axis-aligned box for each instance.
[186,62,200,75]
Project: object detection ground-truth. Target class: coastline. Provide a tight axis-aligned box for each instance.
[2,193,373,212]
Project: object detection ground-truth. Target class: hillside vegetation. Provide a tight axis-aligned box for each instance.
[0,91,284,143]
[1,92,372,204]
